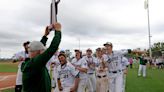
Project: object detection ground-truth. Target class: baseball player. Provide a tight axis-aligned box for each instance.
[13,41,30,92]
[138,54,148,77]
[95,48,109,92]
[71,49,89,92]
[51,51,61,92]
[103,42,128,92]
[102,47,107,55]
[121,56,129,92]
[83,48,97,92]
[46,51,60,91]
[57,53,80,92]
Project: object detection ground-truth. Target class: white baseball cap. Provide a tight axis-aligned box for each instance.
[28,41,45,52]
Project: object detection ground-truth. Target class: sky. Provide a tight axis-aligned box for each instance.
[0,0,164,58]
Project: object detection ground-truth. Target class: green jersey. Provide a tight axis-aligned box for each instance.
[21,31,61,92]
[139,57,147,65]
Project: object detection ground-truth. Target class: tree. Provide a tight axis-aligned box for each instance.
[151,42,164,57]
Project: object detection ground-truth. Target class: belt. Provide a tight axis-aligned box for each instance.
[88,73,94,75]
[97,75,107,78]
[109,70,122,73]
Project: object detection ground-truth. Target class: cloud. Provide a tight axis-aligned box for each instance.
[0,0,164,58]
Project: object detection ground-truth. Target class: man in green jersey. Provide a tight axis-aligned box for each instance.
[21,23,61,92]
[138,54,148,77]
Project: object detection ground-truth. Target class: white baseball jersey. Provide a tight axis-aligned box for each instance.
[46,55,60,71]
[13,51,29,59]
[83,56,97,74]
[121,57,129,70]
[13,51,29,67]
[95,56,107,68]
[13,51,29,85]
[120,49,128,55]
[57,62,79,87]
[71,58,88,79]
[103,51,124,72]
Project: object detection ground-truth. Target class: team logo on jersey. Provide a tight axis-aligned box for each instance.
[107,56,119,63]
[112,56,119,61]
[84,62,87,66]
[107,58,111,63]
[59,70,69,79]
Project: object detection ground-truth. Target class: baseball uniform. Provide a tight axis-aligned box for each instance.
[95,56,109,92]
[83,56,97,92]
[103,51,126,92]
[13,51,29,92]
[121,57,129,92]
[57,62,79,92]
[138,56,148,77]
[71,57,89,92]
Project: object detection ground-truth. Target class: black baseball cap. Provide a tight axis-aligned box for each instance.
[96,48,101,51]
[23,41,30,46]
[103,42,113,47]
[74,49,81,52]
[86,48,92,52]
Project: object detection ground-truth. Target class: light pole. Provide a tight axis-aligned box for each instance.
[145,0,152,58]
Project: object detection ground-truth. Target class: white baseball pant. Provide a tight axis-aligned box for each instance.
[77,78,88,92]
[96,76,109,92]
[87,74,96,92]
[53,68,60,92]
[108,72,123,92]
[138,65,146,77]
[59,86,72,92]
[122,74,126,92]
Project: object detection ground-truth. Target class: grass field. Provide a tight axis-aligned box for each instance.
[0,62,18,73]
[1,88,14,92]
[0,62,164,92]
[126,68,164,92]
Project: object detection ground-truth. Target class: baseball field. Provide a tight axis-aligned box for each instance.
[0,61,164,92]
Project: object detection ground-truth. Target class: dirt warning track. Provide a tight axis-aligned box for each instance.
[0,73,16,90]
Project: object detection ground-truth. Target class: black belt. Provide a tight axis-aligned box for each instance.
[97,75,107,78]
[109,70,122,73]
[88,73,94,75]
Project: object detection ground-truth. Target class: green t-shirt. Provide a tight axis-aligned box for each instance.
[21,31,61,92]
[139,57,147,65]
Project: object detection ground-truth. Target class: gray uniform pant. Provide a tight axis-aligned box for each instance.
[86,74,96,92]
[108,72,123,92]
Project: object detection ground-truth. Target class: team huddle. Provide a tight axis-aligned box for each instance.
[13,23,129,92]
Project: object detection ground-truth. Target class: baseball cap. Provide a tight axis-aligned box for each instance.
[103,42,113,47]
[74,49,81,52]
[23,41,30,46]
[96,48,101,51]
[58,53,67,58]
[59,50,65,54]
[102,47,106,50]
[86,48,92,52]
[28,41,45,52]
